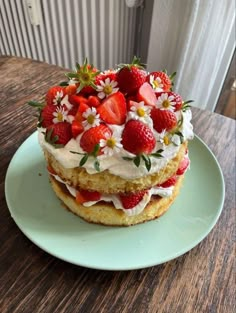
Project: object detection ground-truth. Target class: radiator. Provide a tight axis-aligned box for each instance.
[0,0,138,70]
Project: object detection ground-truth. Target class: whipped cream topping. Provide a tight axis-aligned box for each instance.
[39,110,193,180]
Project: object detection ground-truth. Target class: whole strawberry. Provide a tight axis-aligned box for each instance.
[120,190,147,209]
[41,104,57,128]
[45,122,72,146]
[147,71,175,92]
[80,124,112,154]
[117,56,146,95]
[46,86,65,105]
[122,120,155,155]
[151,108,177,133]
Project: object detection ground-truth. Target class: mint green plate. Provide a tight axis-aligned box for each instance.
[5,132,225,270]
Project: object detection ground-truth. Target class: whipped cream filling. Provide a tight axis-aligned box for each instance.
[51,173,174,216]
[39,110,193,180]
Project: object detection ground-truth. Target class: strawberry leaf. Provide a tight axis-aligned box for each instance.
[79,154,89,167]
[142,154,151,171]
[94,159,100,172]
[28,101,44,109]
[133,155,141,167]
[59,81,69,86]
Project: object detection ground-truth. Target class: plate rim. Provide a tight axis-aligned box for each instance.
[4,131,225,270]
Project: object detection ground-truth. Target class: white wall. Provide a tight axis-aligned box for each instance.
[146,0,236,111]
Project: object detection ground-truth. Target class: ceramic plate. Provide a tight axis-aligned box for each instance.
[5,132,225,270]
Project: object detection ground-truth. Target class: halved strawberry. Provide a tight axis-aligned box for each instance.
[41,104,57,128]
[71,120,84,138]
[151,108,177,133]
[97,92,127,125]
[46,122,72,146]
[137,82,157,106]
[88,95,101,108]
[157,175,177,188]
[176,157,190,175]
[75,102,90,122]
[69,94,88,106]
[122,120,155,155]
[76,189,101,204]
[120,190,147,209]
[80,124,112,153]
[46,86,65,105]
[95,71,117,86]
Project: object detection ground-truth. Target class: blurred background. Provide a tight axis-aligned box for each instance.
[0,0,235,117]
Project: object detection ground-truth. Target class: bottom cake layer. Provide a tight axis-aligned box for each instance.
[49,175,185,226]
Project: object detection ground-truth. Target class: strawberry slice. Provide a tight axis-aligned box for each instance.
[157,175,177,188]
[88,95,101,108]
[75,102,90,122]
[137,82,157,106]
[176,156,190,175]
[76,189,101,204]
[71,120,84,138]
[120,190,147,209]
[97,92,127,125]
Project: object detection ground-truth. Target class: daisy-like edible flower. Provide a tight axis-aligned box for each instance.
[150,75,163,92]
[158,130,181,147]
[100,131,123,156]
[129,101,152,124]
[156,93,176,111]
[52,107,69,124]
[82,107,100,129]
[61,94,73,110]
[53,90,64,105]
[96,77,119,99]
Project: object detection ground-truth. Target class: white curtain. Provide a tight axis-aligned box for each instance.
[146,0,236,111]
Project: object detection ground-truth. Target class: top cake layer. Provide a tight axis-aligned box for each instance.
[30,57,194,181]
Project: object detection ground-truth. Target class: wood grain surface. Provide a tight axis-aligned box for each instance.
[0,56,235,313]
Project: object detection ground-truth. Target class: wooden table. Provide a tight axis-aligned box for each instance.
[0,56,235,313]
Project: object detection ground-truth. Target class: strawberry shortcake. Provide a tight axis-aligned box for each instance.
[29,57,194,226]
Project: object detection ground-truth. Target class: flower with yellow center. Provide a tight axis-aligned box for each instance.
[52,107,69,124]
[129,101,152,125]
[100,131,123,156]
[156,93,176,111]
[53,91,64,105]
[82,107,100,129]
[150,75,164,92]
[96,77,119,99]
[158,130,181,148]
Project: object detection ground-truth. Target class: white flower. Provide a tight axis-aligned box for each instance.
[82,107,100,129]
[61,94,73,110]
[150,75,164,92]
[53,91,64,105]
[129,101,152,124]
[158,130,181,147]
[96,78,119,99]
[100,131,123,156]
[52,107,69,124]
[156,93,176,111]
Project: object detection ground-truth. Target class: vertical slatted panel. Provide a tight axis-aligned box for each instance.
[0,0,137,70]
